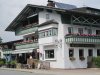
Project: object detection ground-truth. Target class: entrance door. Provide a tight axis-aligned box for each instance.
[87,49,93,68]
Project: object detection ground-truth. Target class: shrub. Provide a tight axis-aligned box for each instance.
[0,59,5,66]
[10,60,17,65]
[0,61,4,65]
[93,57,100,68]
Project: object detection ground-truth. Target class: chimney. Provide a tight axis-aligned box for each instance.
[47,0,55,7]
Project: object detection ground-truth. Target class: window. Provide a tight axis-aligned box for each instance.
[52,28,58,36]
[45,31,49,37]
[97,49,100,56]
[41,32,45,38]
[39,28,58,38]
[25,37,28,41]
[46,14,50,20]
[39,32,45,38]
[39,32,42,38]
[96,30,100,35]
[68,27,73,34]
[69,49,74,57]
[45,50,54,59]
[48,29,52,36]
[78,28,83,34]
[88,49,93,56]
[79,49,84,57]
[87,29,92,34]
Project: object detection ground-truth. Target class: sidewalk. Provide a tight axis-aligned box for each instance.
[0,68,100,75]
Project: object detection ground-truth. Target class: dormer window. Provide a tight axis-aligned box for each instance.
[46,14,50,20]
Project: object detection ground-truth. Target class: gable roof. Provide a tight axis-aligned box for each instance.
[5,4,66,31]
[72,7,100,12]
[5,4,100,31]
[55,2,76,10]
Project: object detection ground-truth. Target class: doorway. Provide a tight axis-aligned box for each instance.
[87,49,93,68]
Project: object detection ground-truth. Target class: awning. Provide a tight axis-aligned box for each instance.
[3,48,34,54]
[13,49,33,54]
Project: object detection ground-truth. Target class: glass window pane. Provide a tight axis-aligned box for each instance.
[68,27,73,34]
[97,49,100,56]
[87,29,92,34]
[69,49,74,57]
[46,14,50,20]
[45,50,54,59]
[52,28,58,36]
[78,28,83,34]
[88,49,93,56]
[79,49,84,57]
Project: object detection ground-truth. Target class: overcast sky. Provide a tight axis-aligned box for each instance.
[0,0,100,42]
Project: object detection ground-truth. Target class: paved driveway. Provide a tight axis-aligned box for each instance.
[0,69,52,75]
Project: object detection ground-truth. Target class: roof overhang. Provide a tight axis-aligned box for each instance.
[5,4,100,31]
[37,19,58,27]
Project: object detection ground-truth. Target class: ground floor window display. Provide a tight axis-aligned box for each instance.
[45,49,54,59]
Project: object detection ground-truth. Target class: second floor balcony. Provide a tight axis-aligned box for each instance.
[15,23,38,36]
[15,40,39,50]
[65,34,100,44]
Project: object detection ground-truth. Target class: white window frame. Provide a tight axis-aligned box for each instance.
[87,29,92,34]
[68,27,73,34]
[44,49,56,61]
[78,28,83,34]
[79,49,84,57]
[69,48,74,57]
[46,14,50,20]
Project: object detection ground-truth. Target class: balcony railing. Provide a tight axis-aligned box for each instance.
[3,49,13,54]
[15,23,38,35]
[15,40,39,50]
[65,34,100,44]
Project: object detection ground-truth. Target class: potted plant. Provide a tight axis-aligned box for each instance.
[6,61,11,68]
[69,57,76,61]
[79,56,85,61]
[10,60,17,68]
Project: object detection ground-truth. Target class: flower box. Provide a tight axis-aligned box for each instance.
[79,56,85,61]
[69,57,76,61]
[15,40,34,45]
[66,33,100,37]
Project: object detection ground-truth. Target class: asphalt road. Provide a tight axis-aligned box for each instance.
[0,69,53,75]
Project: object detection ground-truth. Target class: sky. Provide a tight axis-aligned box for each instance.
[0,0,100,42]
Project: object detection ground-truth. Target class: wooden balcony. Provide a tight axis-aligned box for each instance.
[15,40,39,50]
[3,49,13,54]
[65,34,100,44]
[15,23,38,35]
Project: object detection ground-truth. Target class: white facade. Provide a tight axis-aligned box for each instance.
[5,3,100,69]
[38,10,100,69]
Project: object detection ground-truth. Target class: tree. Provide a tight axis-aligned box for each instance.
[0,37,2,43]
